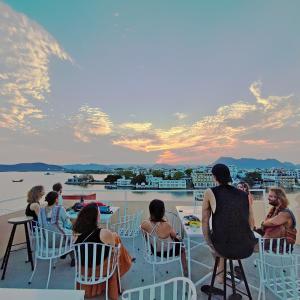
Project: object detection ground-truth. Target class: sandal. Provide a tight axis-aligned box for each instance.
[201,285,224,296]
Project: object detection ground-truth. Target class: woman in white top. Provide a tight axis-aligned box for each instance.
[141,199,188,275]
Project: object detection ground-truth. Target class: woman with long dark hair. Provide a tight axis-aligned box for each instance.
[141,199,188,276]
[73,203,132,300]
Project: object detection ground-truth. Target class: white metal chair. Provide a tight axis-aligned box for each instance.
[73,242,121,300]
[122,276,197,300]
[141,229,184,283]
[111,210,143,256]
[257,237,300,300]
[165,211,183,239]
[28,226,73,288]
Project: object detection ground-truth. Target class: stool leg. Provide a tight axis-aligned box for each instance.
[223,258,227,300]
[229,260,237,295]
[208,257,220,300]
[1,224,17,280]
[238,260,252,299]
[24,223,34,270]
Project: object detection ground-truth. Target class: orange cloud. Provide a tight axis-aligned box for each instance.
[70,105,112,142]
[119,122,152,132]
[156,150,187,164]
[0,2,71,132]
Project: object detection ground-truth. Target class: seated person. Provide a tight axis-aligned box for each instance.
[256,187,297,250]
[25,185,45,224]
[38,191,74,265]
[52,182,63,206]
[141,199,188,276]
[73,203,132,300]
[237,181,254,206]
[38,191,72,235]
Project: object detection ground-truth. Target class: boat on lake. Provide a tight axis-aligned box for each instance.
[12,179,23,183]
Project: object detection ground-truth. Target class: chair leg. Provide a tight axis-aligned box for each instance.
[208,257,220,300]
[105,279,109,300]
[117,261,122,294]
[132,236,135,257]
[28,256,38,284]
[180,258,184,277]
[1,224,17,280]
[46,259,52,289]
[229,260,237,295]
[223,258,227,300]
[238,260,252,299]
[152,264,156,283]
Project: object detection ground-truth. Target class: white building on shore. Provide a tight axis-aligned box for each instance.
[192,171,217,189]
[158,179,187,189]
[116,177,132,187]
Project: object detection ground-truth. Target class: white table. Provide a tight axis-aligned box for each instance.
[0,288,85,300]
[67,206,120,228]
[176,205,212,286]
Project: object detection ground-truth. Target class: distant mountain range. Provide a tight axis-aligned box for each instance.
[213,157,300,169]
[0,163,64,172]
[0,157,299,172]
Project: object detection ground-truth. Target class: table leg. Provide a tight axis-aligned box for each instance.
[187,236,191,279]
[24,223,34,270]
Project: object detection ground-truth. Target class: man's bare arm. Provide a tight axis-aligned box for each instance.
[202,189,213,248]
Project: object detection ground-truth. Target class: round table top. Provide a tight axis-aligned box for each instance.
[8,216,33,224]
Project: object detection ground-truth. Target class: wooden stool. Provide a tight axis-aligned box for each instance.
[1,216,34,280]
[208,256,252,300]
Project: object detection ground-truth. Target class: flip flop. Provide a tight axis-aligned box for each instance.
[201,285,224,296]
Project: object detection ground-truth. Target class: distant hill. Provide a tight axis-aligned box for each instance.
[63,164,113,171]
[214,157,300,169]
[0,163,64,172]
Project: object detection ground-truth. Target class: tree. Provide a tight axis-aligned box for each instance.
[131,174,146,185]
[185,168,193,177]
[104,174,122,183]
[152,170,165,178]
[173,171,184,180]
[117,170,134,179]
[244,172,262,187]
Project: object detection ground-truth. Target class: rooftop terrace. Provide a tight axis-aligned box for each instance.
[0,198,299,299]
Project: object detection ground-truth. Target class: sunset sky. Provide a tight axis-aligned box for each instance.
[0,0,300,165]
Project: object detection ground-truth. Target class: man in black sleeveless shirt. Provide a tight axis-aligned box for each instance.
[201,164,256,290]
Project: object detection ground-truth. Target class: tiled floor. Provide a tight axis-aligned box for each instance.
[0,236,299,299]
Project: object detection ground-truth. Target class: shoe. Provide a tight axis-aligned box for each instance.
[201,285,224,296]
[234,266,242,280]
[70,258,75,267]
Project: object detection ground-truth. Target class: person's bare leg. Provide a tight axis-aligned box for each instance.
[216,257,224,284]
[181,248,188,276]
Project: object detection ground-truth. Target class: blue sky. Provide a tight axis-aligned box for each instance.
[0,0,300,164]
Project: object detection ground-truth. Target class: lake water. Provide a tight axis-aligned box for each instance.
[0,172,195,215]
[0,172,299,216]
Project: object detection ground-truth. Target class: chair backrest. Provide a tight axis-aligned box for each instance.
[258,237,293,257]
[122,277,197,300]
[33,225,73,259]
[112,210,143,237]
[73,242,120,285]
[165,211,182,239]
[141,229,183,264]
[257,238,299,299]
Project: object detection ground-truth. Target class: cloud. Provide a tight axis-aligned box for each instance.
[174,112,188,120]
[70,105,112,142]
[156,151,186,164]
[0,2,71,132]
[119,122,152,132]
[112,81,300,163]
